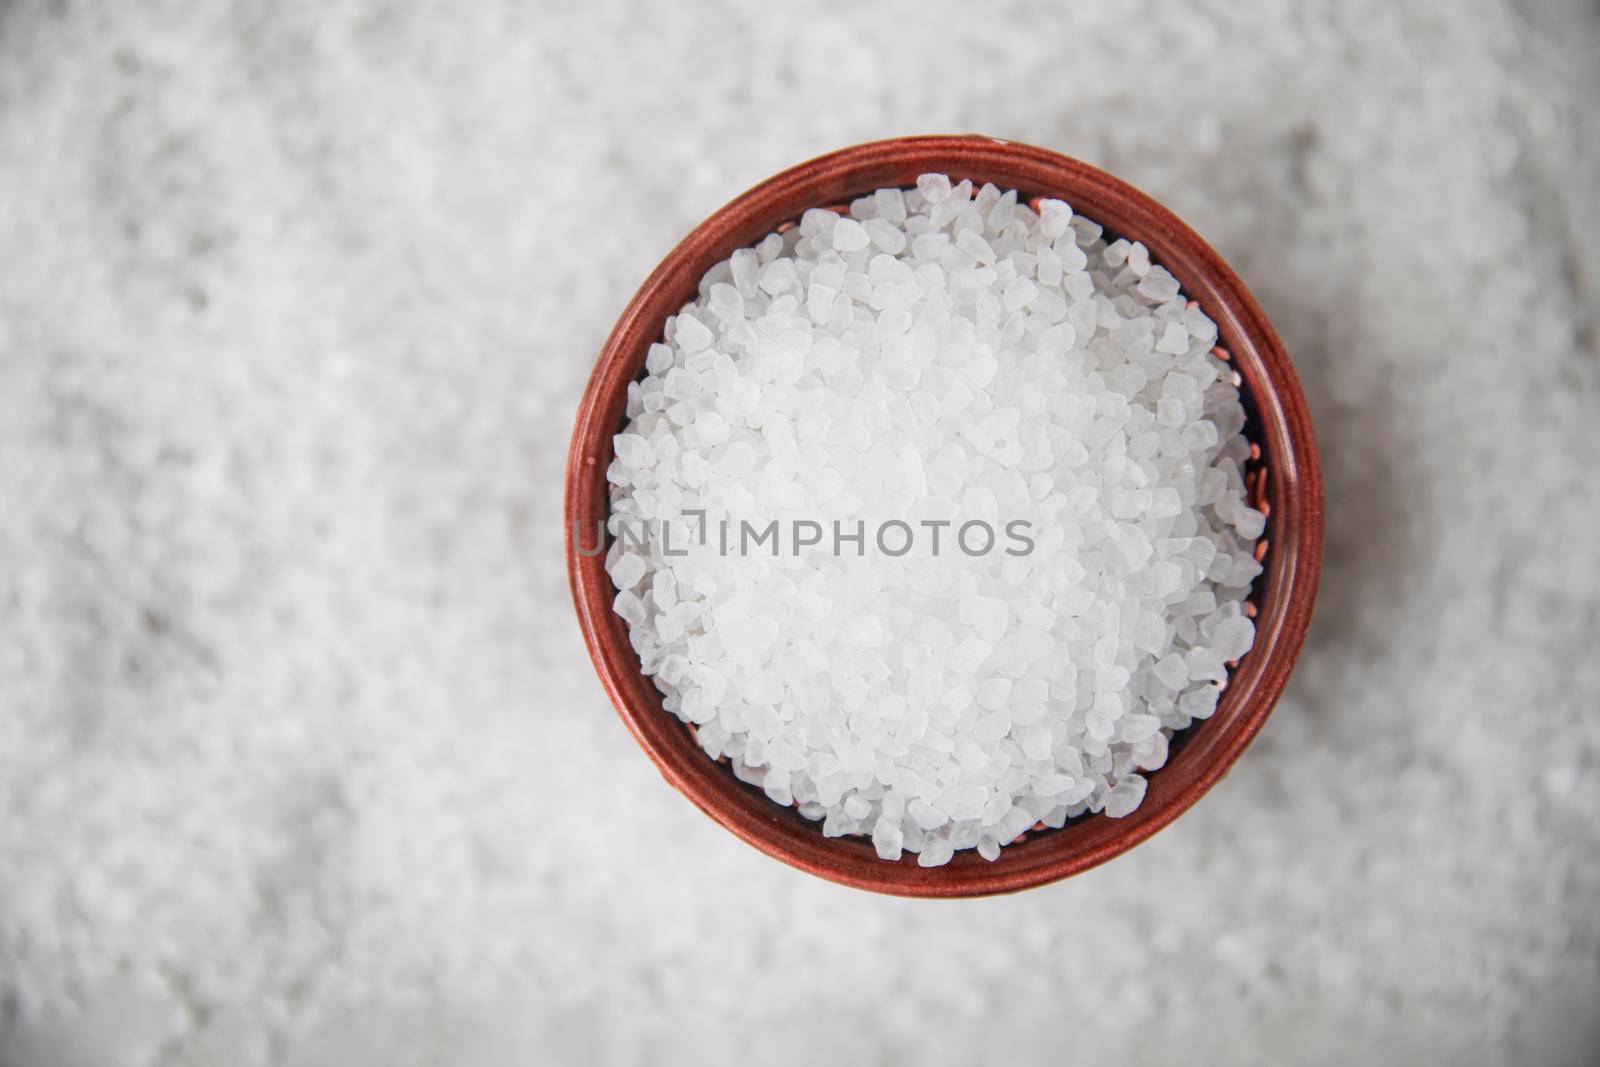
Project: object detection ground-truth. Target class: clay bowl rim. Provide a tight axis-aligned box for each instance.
[566,134,1324,898]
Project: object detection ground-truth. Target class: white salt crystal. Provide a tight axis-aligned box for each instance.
[988,189,1018,231]
[959,595,1009,644]
[1064,272,1095,304]
[956,229,997,265]
[612,433,653,469]
[916,173,952,203]
[662,366,700,401]
[999,805,1035,841]
[1003,277,1038,311]
[1119,714,1162,744]
[1153,653,1188,690]
[730,248,760,295]
[1186,646,1226,682]
[613,590,645,627]
[717,441,757,477]
[1138,270,1182,303]
[872,816,905,860]
[1035,774,1075,796]
[708,282,743,319]
[976,678,1013,711]
[758,257,795,295]
[975,710,1011,741]
[1156,321,1189,354]
[609,553,646,590]
[1179,685,1221,719]
[875,187,907,225]
[864,217,908,254]
[1127,242,1151,276]
[1103,775,1148,817]
[646,342,674,375]
[674,313,711,352]
[832,217,870,252]
[1234,507,1267,539]
[963,353,998,388]
[1212,616,1256,661]
[909,798,948,831]
[694,410,729,445]
[1038,198,1072,240]
[1132,732,1169,772]
[1021,728,1053,762]
[1229,554,1264,586]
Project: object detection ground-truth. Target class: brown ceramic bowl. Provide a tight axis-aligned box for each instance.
[566,135,1323,897]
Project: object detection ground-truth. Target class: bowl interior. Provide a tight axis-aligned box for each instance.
[566,136,1323,897]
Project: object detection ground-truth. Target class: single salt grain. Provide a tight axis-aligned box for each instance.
[875,187,907,225]
[718,441,757,477]
[1036,774,1075,796]
[613,590,645,627]
[730,248,760,295]
[988,189,1017,231]
[1153,653,1188,690]
[832,217,870,252]
[872,816,904,860]
[956,229,997,266]
[675,313,711,352]
[1021,729,1053,762]
[1179,685,1221,719]
[1127,242,1151,276]
[1234,507,1267,539]
[1003,277,1038,311]
[1104,775,1148,817]
[1212,616,1256,661]
[758,257,795,295]
[976,678,1013,710]
[694,410,729,445]
[1036,245,1063,287]
[863,217,908,254]
[1138,270,1182,303]
[1119,714,1162,744]
[609,553,646,590]
[909,798,948,831]
[1156,322,1189,354]
[975,710,1010,741]
[646,343,674,375]
[959,595,1008,644]
[916,173,952,203]
[1038,199,1072,240]
[613,434,653,468]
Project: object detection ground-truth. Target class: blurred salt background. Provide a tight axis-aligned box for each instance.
[0,2,1597,1065]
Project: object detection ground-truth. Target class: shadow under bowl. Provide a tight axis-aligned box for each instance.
[566,135,1324,897]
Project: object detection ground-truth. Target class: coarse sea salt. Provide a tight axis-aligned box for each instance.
[604,176,1263,866]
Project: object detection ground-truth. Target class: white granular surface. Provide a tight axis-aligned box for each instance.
[606,181,1262,865]
[1,2,1598,1065]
